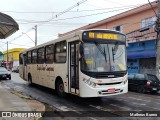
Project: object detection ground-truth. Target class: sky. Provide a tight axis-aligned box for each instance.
[0,0,156,51]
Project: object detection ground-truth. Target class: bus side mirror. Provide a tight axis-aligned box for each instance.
[79,44,83,54]
[79,44,84,61]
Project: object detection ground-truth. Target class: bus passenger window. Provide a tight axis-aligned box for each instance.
[19,53,23,65]
[55,41,66,63]
[27,51,32,64]
[38,47,44,64]
[45,45,54,63]
[32,49,37,64]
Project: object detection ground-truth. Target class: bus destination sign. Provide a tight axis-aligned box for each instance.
[89,32,118,40]
[82,31,126,42]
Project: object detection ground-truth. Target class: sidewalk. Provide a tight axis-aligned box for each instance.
[0,82,45,120]
[0,83,32,111]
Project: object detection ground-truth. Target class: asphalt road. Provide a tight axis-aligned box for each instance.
[1,73,160,120]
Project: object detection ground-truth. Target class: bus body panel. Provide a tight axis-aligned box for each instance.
[53,63,68,92]
[19,65,24,80]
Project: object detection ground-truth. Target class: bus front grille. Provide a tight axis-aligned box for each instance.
[97,82,122,85]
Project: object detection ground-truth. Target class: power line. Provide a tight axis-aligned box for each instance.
[7,27,34,43]
[3,0,87,46]
[41,6,136,21]
[0,4,141,14]
[15,6,138,24]
[0,40,33,51]
[0,42,7,51]
[4,1,141,44]
[37,0,87,26]
[3,1,151,49]
[102,0,125,6]
[0,5,136,13]
[72,0,103,8]
[0,5,141,49]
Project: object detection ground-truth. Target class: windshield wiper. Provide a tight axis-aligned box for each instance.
[112,42,119,62]
[95,42,107,63]
[112,47,115,62]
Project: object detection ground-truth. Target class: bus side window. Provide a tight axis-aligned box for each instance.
[37,47,45,64]
[24,54,27,66]
[19,53,23,65]
[45,44,54,64]
[32,49,37,64]
[55,41,66,63]
[27,51,32,64]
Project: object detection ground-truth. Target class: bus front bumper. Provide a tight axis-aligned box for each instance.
[79,82,128,97]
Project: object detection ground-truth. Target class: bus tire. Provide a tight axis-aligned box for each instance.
[28,74,32,86]
[56,80,66,97]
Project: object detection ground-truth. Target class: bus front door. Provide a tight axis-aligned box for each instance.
[69,42,79,95]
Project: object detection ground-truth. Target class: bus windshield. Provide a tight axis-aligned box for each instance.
[81,42,126,73]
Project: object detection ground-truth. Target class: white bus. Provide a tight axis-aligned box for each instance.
[19,29,128,97]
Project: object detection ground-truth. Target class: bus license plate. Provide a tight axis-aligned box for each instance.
[108,88,115,92]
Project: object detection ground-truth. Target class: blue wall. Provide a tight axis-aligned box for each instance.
[127,40,156,52]
[127,59,139,73]
[127,40,156,73]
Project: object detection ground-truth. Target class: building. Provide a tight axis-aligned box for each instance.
[59,1,158,75]
[0,52,4,66]
[3,48,26,70]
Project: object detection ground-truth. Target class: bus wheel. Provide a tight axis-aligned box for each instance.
[56,80,66,97]
[28,74,32,86]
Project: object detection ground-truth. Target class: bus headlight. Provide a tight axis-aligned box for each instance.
[83,78,96,88]
[123,77,128,84]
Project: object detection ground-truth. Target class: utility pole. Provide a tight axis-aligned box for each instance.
[156,0,160,79]
[35,25,37,46]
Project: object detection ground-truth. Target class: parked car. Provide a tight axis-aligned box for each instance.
[12,67,19,73]
[0,67,11,80]
[128,73,160,94]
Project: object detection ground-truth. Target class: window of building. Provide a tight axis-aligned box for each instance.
[32,49,37,64]
[113,25,123,32]
[45,45,54,63]
[141,16,156,28]
[55,41,66,63]
[37,47,45,64]
[27,51,32,64]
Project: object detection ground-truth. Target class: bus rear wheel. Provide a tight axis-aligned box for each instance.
[56,80,66,97]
